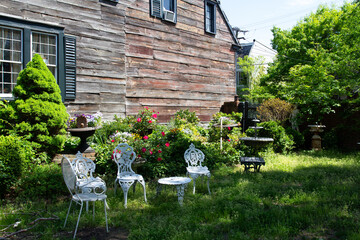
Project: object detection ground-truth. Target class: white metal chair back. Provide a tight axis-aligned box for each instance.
[184,143,205,168]
[62,156,77,197]
[113,143,136,177]
[71,151,96,182]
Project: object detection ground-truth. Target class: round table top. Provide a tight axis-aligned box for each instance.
[158,177,191,185]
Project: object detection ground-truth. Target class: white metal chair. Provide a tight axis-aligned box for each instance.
[61,157,108,239]
[70,151,107,196]
[113,143,147,208]
[184,143,211,194]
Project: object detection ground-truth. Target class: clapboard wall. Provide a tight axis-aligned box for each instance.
[0,0,237,121]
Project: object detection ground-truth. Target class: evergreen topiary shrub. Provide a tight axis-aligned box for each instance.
[8,54,68,156]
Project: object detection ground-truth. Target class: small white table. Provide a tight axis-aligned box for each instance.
[157,177,191,206]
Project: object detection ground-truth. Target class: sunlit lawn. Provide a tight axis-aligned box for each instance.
[1,150,360,239]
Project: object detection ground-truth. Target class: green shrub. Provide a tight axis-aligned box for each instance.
[3,54,68,156]
[16,163,67,200]
[253,121,295,153]
[0,135,32,198]
[172,109,200,127]
[257,98,294,123]
[285,127,305,150]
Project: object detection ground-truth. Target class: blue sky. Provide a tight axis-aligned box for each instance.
[220,0,346,48]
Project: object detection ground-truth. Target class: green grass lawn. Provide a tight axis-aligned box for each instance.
[1,150,360,239]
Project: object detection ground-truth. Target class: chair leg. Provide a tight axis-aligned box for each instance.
[64,200,73,228]
[192,177,197,194]
[207,175,211,195]
[104,199,109,233]
[73,201,84,239]
[139,179,147,203]
[119,181,134,208]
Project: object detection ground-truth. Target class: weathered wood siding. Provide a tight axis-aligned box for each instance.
[0,0,127,120]
[125,0,236,121]
[0,0,237,121]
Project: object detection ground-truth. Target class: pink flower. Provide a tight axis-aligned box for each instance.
[157,157,162,161]
[161,131,165,137]
[142,148,146,153]
[149,150,153,155]
[152,114,157,118]
[143,136,149,140]
[228,127,231,131]
[145,107,149,110]
[165,142,170,147]
[158,150,162,153]
[148,120,152,123]
[111,139,115,142]
[137,118,141,122]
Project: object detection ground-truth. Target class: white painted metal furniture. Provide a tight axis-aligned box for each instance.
[70,151,107,196]
[61,157,108,240]
[157,177,192,206]
[184,143,211,194]
[113,143,147,208]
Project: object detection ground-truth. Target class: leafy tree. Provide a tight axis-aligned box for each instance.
[0,54,68,157]
[237,55,267,100]
[251,3,360,123]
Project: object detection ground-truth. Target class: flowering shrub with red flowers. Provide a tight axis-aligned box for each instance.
[90,108,247,180]
[131,107,158,137]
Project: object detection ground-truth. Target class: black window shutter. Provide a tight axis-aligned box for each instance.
[151,0,162,18]
[64,35,76,100]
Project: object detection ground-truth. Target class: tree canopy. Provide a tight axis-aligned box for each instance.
[251,2,360,122]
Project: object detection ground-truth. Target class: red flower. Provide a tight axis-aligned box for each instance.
[149,150,153,155]
[148,120,152,123]
[142,148,146,153]
[228,127,231,131]
[158,150,162,153]
[138,154,142,158]
[145,107,149,110]
[137,118,141,122]
[111,139,115,142]
[143,136,149,140]
[161,131,165,137]
[152,114,158,118]
[228,139,231,142]
[165,142,170,147]
[157,157,162,161]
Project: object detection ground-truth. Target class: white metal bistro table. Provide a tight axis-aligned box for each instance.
[157,177,192,206]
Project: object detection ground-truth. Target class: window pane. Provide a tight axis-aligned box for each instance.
[32,33,39,43]
[0,26,22,95]
[32,32,57,79]
[164,0,174,11]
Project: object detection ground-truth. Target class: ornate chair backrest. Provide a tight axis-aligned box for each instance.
[71,151,96,181]
[113,143,136,177]
[184,143,205,168]
[61,156,77,197]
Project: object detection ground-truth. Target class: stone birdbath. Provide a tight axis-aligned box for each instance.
[308,124,325,151]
